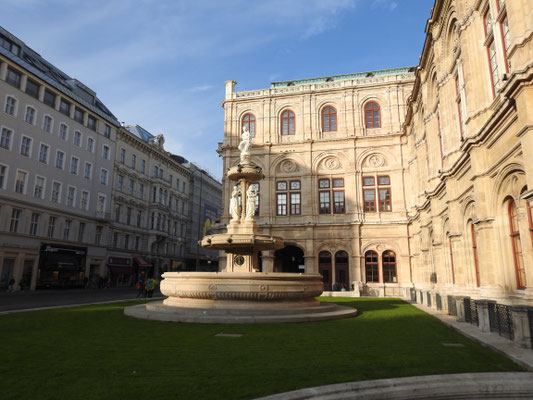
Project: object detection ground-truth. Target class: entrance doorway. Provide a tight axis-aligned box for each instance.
[335,251,350,290]
[274,245,304,273]
[318,251,332,291]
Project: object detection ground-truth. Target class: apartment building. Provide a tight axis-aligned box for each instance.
[0,27,119,290]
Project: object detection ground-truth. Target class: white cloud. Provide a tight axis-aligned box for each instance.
[372,0,398,11]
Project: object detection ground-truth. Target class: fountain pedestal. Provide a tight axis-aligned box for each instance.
[125,141,357,323]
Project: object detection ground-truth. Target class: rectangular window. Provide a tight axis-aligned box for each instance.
[290,192,301,215]
[500,14,510,73]
[67,186,76,207]
[86,137,94,153]
[131,154,136,169]
[55,150,65,169]
[15,170,27,194]
[0,127,12,149]
[25,106,36,124]
[487,39,500,97]
[10,209,21,232]
[74,107,84,123]
[25,78,40,99]
[47,216,56,238]
[319,191,330,214]
[364,189,376,212]
[455,75,464,139]
[30,213,40,236]
[78,222,85,242]
[42,115,52,133]
[6,67,21,88]
[51,181,61,203]
[70,157,79,174]
[104,124,111,138]
[136,210,142,227]
[120,148,126,164]
[102,145,110,160]
[20,136,32,157]
[126,207,132,225]
[38,144,49,163]
[0,165,7,189]
[33,176,45,199]
[43,89,56,108]
[139,183,144,199]
[59,123,68,140]
[277,193,287,216]
[95,226,102,244]
[59,99,71,116]
[84,162,92,179]
[64,220,71,240]
[333,191,345,214]
[5,96,17,116]
[115,204,121,222]
[128,179,134,194]
[100,169,108,185]
[80,191,89,210]
[378,176,391,212]
[74,131,82,146]
[117,175,124,190]
[141,159,146,173]
[87,115,97,131]
[97,194,106,212]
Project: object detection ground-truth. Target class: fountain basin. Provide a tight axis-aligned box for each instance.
[124,272,358,323]
[200,234,284,254]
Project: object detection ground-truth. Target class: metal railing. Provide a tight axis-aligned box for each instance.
[488,303,514,340]
[436,293,442,311]
[448,295,457,316]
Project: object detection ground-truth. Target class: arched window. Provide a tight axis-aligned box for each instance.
[382,250,397,283]
[508,199,526,289]
[365,251,379,283]
[242,113,255,137]
[364,102,381,128]
[321,106,336,132]
[281,110,295,135]
[448,236,456,285]
[470,222,480,287]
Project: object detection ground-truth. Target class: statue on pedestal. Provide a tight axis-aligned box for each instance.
[229,186,241,222]
[245,185,258,221]
[238,126,251,163]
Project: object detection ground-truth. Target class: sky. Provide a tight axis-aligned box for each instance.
[2,0,432,180]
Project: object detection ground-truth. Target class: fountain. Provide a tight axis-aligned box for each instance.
[125,127,357,323]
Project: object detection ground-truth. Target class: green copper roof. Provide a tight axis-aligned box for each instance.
[270,66,416,88]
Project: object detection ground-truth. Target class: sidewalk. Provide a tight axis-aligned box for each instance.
[409,300,533,371]
[0,287,162,314]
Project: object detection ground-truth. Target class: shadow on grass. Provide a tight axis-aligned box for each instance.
[320,297,406,316]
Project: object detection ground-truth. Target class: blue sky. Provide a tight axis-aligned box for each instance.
[3,0,432,180]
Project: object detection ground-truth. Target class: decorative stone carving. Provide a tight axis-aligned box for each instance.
[245,185,258,221]
[280,160,298,173]
[229,186,241,222]
[324,157,340,170]
[238,125,252,163]
[364,154,387,168]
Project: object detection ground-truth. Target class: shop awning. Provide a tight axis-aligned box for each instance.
[108,266,134,275]
[134,257,152,267]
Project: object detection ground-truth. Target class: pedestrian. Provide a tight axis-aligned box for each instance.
[135,279,144,298]
[7,278,15,293]
[146,278,155,298]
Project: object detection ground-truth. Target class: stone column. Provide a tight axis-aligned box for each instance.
[261,251,274,273]
[510,306,533,349]
[476,300,496,333]
[456,296,467,322]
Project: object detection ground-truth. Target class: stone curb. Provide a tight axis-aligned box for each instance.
[0,296,164,315]
[255,372,533,400]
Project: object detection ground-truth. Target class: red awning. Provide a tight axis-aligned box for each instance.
[134,257,152,267]
[108,266,134,275]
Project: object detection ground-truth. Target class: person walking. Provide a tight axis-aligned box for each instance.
[135,279,144,298]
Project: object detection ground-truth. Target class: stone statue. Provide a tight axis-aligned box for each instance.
[153,134,165,149]
[229,186,241,221]
[238,126,251,163]
[245,185,257,220]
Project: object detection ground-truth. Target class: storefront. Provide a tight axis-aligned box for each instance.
[133,257,153,281]
[37,243,87,289]
[107,256,133,287]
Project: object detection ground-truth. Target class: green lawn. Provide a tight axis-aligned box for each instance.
[0,298,524,399]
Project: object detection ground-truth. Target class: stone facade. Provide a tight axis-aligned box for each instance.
[219,0,533,308]
[219,69,415,295]
[404,0,533,307]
